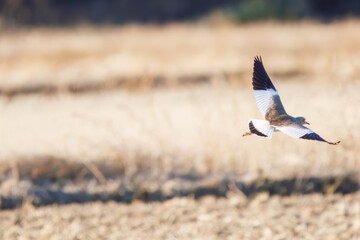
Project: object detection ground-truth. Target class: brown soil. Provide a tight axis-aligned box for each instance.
[1,192,360,240]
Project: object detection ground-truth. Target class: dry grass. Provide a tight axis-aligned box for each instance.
[0,20,359,189]
[1,81,359,180]
[1,19,360,239]
[2,83,360,174]
[0,21,359,179]
[0,20,360,89]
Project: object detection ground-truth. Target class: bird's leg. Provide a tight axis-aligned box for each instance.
[242,132,253,137]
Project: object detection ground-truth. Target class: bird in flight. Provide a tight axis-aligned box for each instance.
[243,56,340,145]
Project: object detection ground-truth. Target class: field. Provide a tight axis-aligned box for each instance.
[1,193,360,239]
[0,20,360,239]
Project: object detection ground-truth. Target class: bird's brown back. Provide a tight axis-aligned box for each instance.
[265,94,287,122]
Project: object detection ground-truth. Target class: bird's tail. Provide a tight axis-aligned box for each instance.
[245,119,274,138]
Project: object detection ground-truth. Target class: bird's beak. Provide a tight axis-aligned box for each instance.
[305,121,310,125]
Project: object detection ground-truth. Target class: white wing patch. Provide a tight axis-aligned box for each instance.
[275,126,312,138]
[276,125,339,144]
[253,89,278,116]
[248,119,274,138]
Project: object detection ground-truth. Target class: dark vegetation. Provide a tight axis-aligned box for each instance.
[0,157,358,209]
[1,0,360,26]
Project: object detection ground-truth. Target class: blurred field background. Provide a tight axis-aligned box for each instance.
[1,0,360,239]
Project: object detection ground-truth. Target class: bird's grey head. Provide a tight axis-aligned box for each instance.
[296,117,310,125]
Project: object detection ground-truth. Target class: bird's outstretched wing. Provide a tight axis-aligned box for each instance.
[252,56,287,117]
[276,125,340,145]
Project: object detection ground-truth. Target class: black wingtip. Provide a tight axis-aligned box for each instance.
[300,133,340,145]
[252,55,276,91]
[254,56,262,63]
[300,133,326,142]
[328,140,340,145]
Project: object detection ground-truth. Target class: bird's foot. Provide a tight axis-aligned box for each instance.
[242,132,253,137]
